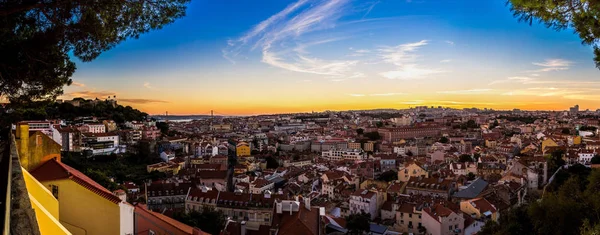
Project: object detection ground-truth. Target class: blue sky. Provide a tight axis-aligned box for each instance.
[65,0,599,115]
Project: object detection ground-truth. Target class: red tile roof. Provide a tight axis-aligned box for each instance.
[135,204,209,235]
[273,204,320,235]
[30,159,122,204]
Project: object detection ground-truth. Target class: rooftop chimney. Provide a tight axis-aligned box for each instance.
[304,196,311,211]
[276,201,283,214]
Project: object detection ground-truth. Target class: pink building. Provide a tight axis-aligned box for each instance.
[422,204,465,235]
[142,126,161,140]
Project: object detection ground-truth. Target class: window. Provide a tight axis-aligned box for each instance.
[50,185,59,199]
[400,220,404,224]
[455,224,458,229]
[409,214,412,218]
[449,226,452,230]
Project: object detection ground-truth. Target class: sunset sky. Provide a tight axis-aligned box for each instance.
[62,0,600,115]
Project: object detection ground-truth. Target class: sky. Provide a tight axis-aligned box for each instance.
[62,0,600,115]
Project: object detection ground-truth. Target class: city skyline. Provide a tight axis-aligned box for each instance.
[61,0,600,115]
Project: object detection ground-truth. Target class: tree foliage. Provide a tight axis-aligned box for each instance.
[592,155,600,165]
[364,131,381,141]
[173,206,226,235]
[459,154,473,163]
[156,122,169,134]
[377,170,398,182]
[509,0,600,69]
[265,156,279,169]
[546,149,566,174]
[0,0,190,102]
[346,212,370,234]
[61,151,164,191]
[3,99,148,124]
[490,168,600,235]
[356,128,364,135]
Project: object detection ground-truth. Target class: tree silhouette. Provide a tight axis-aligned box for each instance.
[0,0,190,102]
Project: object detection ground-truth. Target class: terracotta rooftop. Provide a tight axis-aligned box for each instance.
[30,159,122,204]
[423,204,456,222]
[135,204,209,235]
[273,203,320,235]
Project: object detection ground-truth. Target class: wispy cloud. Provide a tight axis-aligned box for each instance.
[377,40,446,80]
[437,89,492,94]
[370,92,404,96]
[349,92,404,97]
[119,99,169,104]
[143,82,156,89]
[71,81,85,87]
[489,76,534,85]
[529,58,573,72]
[445,40,454,46]
[440,59,451,63]
[66,91,116,99]
[223,0,372,79]
[362,1,380,19]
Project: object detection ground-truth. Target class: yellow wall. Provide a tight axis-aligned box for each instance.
[542,139,558,151]
[573,136,582,145]
[23,168,59,219]
[459,200,499,222]
[22,168,71,235]
[147,165,180,174]
[42,179,120,235]
[398,163,428,182]
[29,194,72,235]
[236,144,251,157]
[16,124,61,171]
[485,140,497,148]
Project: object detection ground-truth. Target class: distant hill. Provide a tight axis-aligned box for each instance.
[3,98,148,124]
[151,115,214,121]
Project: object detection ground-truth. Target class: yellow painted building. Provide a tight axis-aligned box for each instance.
[10,130,71,235]
[485,139,497,148]
[364,141,375,152]
[398,162,429,182]
[31,159,130,235]
[22,167,72,235]
[147,162,181,175]
[542,138,559,152]
[573,136,582,145]
[459,198,499,222]
[236,142,251,157]
[15,123,62,171]
[348,142,362,150]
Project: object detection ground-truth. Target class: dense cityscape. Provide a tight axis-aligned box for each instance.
[3,0,600,235]
[3,98,600,235]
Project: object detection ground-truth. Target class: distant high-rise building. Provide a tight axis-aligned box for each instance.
[570,104,579,114]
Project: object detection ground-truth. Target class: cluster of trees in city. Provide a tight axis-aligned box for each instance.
[452,120,480,130]
[359,112,404,120]
[496,115,540,124]
[481,164,600,235]
[2,99,148,127]
[172,206,227,235]
[61,151,165,196]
